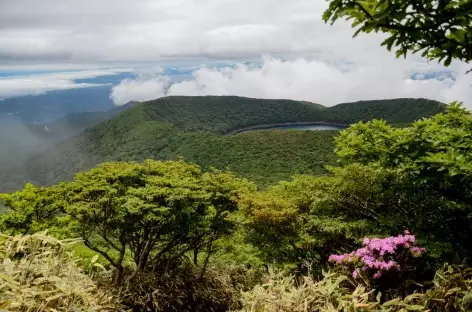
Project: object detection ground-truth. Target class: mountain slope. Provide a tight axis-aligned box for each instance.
[326,98,446,123]
[2,96,446,191]
[0,101,139,179]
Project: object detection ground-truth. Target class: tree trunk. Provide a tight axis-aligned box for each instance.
[114,265,124,286]
[193,247,199,265]
[198,239,214,280]
[128,247,152,281]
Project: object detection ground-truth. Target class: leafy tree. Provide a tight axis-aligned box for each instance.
[335,103,472,261]
[323,0,472,66]
[0,183,62,234]
[1,160,255,285]
[336,102,472,201]
[240,169,386,269]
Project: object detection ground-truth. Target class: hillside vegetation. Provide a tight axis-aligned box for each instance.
[3,103,472,311]
[1,96,445,192]
[1,0,471,309]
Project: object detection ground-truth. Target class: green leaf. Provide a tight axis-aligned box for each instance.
[462,291,472,307]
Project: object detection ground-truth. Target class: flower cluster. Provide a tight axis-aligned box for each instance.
[329,230,426,280]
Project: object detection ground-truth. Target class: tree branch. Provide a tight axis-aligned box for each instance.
[84,238,118,268]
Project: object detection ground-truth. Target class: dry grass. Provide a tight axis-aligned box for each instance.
[236,269,426,312]
[0,232,117,311]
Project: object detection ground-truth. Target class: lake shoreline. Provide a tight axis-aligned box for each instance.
[223,121,349,136]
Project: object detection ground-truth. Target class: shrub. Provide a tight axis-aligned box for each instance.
[329,231,426,296]
[0,232,117,311]
[425,264,472,312]
[235,269,425,312]
[100,264,264,312]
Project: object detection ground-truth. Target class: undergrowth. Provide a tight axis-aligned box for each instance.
[0,232,117,311]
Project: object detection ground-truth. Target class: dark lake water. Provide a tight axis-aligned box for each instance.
[226,123,348,135]
[263,124,346,131]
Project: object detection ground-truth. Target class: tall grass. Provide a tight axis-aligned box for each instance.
[0,232,117,311]
[236,269,425,312]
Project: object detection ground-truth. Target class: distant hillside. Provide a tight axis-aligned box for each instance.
[1,96,446,191]
[44,101,139,140]
[325,98,446,124]
[0,101,138,182]
[0,86,116,123]
[93,96,444,134]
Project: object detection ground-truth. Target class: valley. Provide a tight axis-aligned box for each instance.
[0,96,445,192]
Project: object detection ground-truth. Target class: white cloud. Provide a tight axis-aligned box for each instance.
[110,69,170,104]
[110,58,472,108]
[0,68,132,99]
[3,0,470,106]
[0,0,418,64]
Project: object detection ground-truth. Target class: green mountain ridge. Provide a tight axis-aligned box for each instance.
[1,96,445,192]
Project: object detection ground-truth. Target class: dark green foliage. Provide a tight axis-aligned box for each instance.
[2,160,255,286]
[325,98,445,124]
[323,0,472,66]
[177,130,339,186]
[118,96,445,134]
[335,103,472,262]
[1,96,445,192]
[141,96,325,134]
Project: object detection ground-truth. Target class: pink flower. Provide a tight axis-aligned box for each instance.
[411,247,426,255]
[328,232,425,282]
[353,268,360,278]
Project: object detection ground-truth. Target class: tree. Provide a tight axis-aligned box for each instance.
[240,171,387,269]
[1,160,255,285]
[334,103,472,262]
[0,183,62,235]
[335,102,472,199]
[323,0,472,67]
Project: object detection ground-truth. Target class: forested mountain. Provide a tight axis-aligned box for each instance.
[2,0,471,309]
[1,96,445,192]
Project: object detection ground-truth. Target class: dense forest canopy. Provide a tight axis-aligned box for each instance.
[0,96,445,192]
[3,103,472,311]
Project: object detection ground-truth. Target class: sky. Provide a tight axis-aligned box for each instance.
[0,0,470,107]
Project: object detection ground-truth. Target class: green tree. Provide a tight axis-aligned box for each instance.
[1,160,255,285]
[240,169,385,269]
[0,183,62,234]
[335,102,472,200]
[335,103,472,261]
[323,0,472,66]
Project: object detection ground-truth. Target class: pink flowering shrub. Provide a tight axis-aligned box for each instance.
[329,230,426,289]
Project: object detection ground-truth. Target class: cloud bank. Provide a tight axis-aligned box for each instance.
[110,58,472,108]
[0,0,415,65]
[0,68,131,99]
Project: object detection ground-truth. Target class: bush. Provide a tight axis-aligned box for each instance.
[95,264,264,312]
[0,232,117,311]
[235,269,425,312]
[329,231,427,296]
[425,264,472,312]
